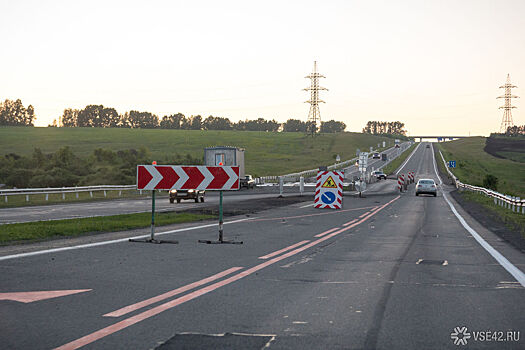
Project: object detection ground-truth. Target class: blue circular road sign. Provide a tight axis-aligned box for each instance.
[321,191,336,204]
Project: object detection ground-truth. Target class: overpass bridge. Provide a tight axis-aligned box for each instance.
[409,136,469,142]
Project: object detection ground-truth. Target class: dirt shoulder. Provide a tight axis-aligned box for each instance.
[450,190,525,253]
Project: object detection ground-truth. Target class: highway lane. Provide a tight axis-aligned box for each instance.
[1,142,524,349]
[0,144,408,225]
[341,142,411,180]
[0,188,314,224]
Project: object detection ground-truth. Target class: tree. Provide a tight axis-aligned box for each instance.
[160,113,185,129]
[321,120,346,133]
[362,121,406,136]
[283,119,307,132]
[60,108,79,127]
[0,99,36,126]
[124,110,159,128]
[202,116,233,130]
[190,115,202,130]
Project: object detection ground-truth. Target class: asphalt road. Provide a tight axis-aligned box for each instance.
[0,144,408,225]
[1,142,524,349]
[0,188,314,224]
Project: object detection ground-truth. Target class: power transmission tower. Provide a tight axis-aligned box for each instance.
[303,61,327,136]
[497,74,519,133]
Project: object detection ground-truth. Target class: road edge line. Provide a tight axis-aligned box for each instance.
[0,218,253,262]
[431,143,525,287]
[395,143,420,175]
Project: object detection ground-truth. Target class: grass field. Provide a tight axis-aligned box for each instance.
[438,137,525,197]
[0,127,394,177]
[0,211,215,244]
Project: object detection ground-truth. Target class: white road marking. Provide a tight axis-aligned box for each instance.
[395,142,421,175]
[0,218,253,262]
[431,144,525,287]
[299,203,315,208]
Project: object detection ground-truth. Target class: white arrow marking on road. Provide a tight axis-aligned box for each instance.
[0,289,92,303]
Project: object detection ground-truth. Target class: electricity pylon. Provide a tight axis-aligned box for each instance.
[303,61,327,136]
[497,74,518,133]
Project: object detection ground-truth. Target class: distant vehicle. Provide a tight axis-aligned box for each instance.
[169,189,205,203]
[240,175,256,189]
[426,145,430,148]
[415,179,437,197]
[372,170,387,180]
[395,144,400,148]
[372,152,380,159]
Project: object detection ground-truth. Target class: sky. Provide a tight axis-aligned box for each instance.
[1,0,524,135]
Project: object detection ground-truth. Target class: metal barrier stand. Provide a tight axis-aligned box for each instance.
[129,190,179,244]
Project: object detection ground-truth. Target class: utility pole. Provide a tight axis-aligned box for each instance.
[303,61,327,136]
[498,74,519,133]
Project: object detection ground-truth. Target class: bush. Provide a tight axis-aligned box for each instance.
[483,174,499,191]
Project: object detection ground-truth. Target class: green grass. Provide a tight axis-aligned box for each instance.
[0,211,215,244]
[382,144,417,175]
[0,189,159,208]
[459,191,525,236]
[0,127,395,177]
[438,137,525,197]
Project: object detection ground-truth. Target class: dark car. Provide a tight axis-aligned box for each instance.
[426,144,430,148]
[169,189,205,203]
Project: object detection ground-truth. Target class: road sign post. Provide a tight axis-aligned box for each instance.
[134,164,240,245]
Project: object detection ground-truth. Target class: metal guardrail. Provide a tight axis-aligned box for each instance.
[438,150,524,214]
[0,185,139,203]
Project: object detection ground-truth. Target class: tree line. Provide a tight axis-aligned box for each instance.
[362,121,407,136]
[58,105,346,132]
[0,99,36,126]
[0,147,201,188]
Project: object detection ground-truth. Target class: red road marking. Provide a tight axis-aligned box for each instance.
[258,240,310,259]
[314,227,340,238]
[55,196,400,350]
[104,267,243,318]
[343,219,358,227]
[358,211,370,218]
[250,206,376,223]
[0,289,91,303]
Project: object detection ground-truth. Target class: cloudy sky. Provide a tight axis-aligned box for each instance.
[1,0,523,135]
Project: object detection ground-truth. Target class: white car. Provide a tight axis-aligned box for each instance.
[415,179,437,197]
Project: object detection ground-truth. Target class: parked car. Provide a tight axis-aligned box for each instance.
[240,175,256,189]
[372,170,387,180]
[169,189,205,203]
[415,179,437,197]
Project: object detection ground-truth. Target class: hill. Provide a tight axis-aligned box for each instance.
[438,137,525,197]
[0,127,393,178]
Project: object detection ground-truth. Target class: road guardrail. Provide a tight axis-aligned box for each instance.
[0,185,138,203]
[438,150,524,214]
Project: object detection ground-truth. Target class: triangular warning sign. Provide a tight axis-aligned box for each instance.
[322,176,337,188]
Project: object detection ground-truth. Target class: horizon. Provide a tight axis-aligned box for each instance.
[1,0,523,136]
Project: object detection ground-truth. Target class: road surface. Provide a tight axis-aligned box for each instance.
[1,142,523,349]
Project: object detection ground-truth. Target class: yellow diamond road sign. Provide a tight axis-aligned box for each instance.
[322,176,337,188]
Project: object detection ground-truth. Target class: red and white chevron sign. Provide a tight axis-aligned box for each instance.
[137,165,239,190]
